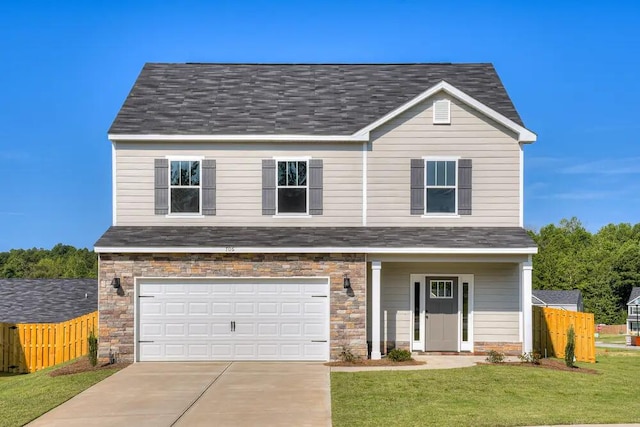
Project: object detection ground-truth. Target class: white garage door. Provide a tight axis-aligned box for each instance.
[137,278,329,361]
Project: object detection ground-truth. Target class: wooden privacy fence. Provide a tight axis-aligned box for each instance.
[533,306,595,363]
[0,311,98,373]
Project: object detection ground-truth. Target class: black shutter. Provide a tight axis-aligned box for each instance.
[458,159,472,215]
[154,159,169,215]
[309,159,323,215]
[202,159,216,215]
[410,159,424,215]
[262,159,276,215]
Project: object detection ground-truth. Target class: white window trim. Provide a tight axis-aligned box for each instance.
[167,158,203,216]
[424,158,458,216]
[275,159,310,216]
[429,279,454,299]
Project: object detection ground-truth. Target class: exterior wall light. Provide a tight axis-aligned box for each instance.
[343,274,351,289]
[111,278,121,289]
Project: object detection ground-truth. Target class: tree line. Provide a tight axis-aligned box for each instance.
[1,218,638,324]
[0,244,97,279]
[530,217,640,324]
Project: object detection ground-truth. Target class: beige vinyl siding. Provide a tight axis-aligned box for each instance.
[367,93,521,226]
[115,142,362,226]
[367,262,520,347]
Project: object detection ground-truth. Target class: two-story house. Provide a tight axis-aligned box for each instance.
[95,63,537,362]
[628,287,640,336]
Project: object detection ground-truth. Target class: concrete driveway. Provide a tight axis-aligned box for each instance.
[28,362,331,427]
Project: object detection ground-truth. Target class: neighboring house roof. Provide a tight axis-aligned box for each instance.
[532,290,582,306]
[628,287,640,305]
[109,63,525,136]
[94,226,537,253]
[0,279,97,323]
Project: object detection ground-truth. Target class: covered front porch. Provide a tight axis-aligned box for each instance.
[367,254,534,359]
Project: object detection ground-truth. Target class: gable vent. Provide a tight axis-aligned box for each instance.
[433,99,451,124]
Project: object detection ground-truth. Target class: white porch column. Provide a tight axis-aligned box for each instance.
[522,257,533,353]
[371,260,382,360]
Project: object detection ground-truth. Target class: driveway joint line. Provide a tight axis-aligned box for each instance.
[169,362,233,427]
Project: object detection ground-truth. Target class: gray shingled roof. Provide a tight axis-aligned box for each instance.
[0,279,97,323]
[629,287,640,304]
[95,226,535,250]
[109,63,524,135]
[532,290,582,306]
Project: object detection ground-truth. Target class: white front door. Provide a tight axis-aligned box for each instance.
[137,278,330,361]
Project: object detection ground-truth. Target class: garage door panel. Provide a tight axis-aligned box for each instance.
[235,302,255,314]
[235,323,256,335]
[140,301,163,315]
[211,322,232,336]
[303,284,329,295]
[212,302,232,315]
[281,302,302,314]
[303,302,326,314]
[140,323,162,338]
[139,343,162,358]
[258,323,278,335]
[165,344,186,357]
[258,302,278,314]
[186,302,208,315]
[165,284,188,295]
[188,323,209,336]
[138,280,329,361]
[303,323,325,336]
[166,302,186,315]
[165,323,186,336]
[257,284,278,294]
[188,344,208,357]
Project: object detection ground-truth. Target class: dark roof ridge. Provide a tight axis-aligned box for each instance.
[173,62,486,65]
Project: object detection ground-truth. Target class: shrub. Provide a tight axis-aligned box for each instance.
[518,351,542,365]
[88,329,98,367]
[485,350,505,363]
[387,349,413,362]
[565,325,576,367]
[339,345,360,363]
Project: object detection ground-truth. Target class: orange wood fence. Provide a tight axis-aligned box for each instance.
[0,311,98,373]
[533,306,595,363]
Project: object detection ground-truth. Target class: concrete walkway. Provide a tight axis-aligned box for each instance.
[596,342,640,350]
[28,362,331,427]
[330,355,519,372]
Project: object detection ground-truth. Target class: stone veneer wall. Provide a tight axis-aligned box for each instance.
[98,253,366,362]
[474,341,523,355]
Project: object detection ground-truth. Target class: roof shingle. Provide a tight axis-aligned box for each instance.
[0,279,97,323]
[532,290,582,306]
[109,63,524,135]
[95,226,536,250]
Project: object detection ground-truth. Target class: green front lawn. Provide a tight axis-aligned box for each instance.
[596,333,627,344]
[331,351,640,427]
[0,361,120,427]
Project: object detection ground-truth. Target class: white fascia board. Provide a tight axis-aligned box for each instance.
[95,246,539,255]
[628,296,640,306]
[353,80,537,143]
[532,295,546,305]
[108,134,369,142]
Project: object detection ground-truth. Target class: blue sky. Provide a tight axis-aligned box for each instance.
[0,1,638,250]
